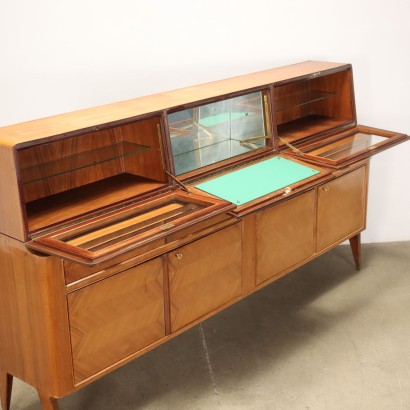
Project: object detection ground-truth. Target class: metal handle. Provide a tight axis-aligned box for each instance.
[322,186,330,192]
[175,253,183,260]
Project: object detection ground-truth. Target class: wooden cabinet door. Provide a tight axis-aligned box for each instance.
[256,190,315,285]
[67,257,165,383]
[316,166,367,251]
[168,224,242,332]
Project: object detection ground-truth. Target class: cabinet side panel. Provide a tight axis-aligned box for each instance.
[316,166,366,251]
[68,257,165,384]
[256,190,316,284]
[0,235,73,397]
[169,224,242,332]
[0,147,25,240]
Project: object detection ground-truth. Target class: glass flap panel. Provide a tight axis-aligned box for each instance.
[168,91,268,175]
[27,191,235,265]
[65,200,204,251]
[305,133,387,161]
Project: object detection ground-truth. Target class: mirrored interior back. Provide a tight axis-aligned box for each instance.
[168,91,269,175]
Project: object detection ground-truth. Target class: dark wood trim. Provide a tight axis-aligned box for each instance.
[273,64,352,87]
[160,112,176,178]
[349,233,361,270]
[162,254,171,335]
[0,372,13,410]
[166,84,272,114]
[285,126,408,169]
[269,85,279,152]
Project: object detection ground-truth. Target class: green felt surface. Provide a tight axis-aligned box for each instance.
[195,157,320,205]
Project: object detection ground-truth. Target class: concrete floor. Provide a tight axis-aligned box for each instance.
[10,241,410,410]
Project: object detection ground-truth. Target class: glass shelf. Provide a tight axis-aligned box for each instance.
[21,142,151,185]
[173,138,266,175]
[275,90,337,113]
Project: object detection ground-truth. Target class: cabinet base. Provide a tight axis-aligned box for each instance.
[0,372,13,410]
[349,233,361,270]
[38,391,59,410]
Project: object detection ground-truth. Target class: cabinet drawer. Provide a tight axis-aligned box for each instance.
[168,224,242,332]
[256,190,315,284]
[316,166,367,251]
[67,257,165,383]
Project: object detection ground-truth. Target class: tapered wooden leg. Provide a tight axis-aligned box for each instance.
[38,391,60,410]
[0,372,13,410]
[349,233,361,270]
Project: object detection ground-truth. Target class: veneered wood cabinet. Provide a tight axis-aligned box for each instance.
[316,166,367,251]
[0,61,407,410]
[68,257,165,384]
[256,190,316,285]
[169,223,242,331]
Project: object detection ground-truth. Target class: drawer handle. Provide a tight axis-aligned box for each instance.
[175,253,183,260]
[322,186,330,192]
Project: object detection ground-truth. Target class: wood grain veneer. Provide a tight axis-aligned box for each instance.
[68,257,165,383]
[0,60,406,410]
[256,189,316,285]
[316,166,367,251]
[0,62,347,147]
[0,234,73,398]
[168,223,242,332]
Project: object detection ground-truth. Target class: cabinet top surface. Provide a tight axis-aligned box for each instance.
[0,61,347,147]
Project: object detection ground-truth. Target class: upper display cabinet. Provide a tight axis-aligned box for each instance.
[273,66,407,167]
[274,68,355,145]
[167,90,272,176]
[0,60,407,244]
[16,115,170,235]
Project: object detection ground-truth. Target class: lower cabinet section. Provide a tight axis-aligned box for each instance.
[316,166,366,251]
[65,167,367,387]
[256,190,316,284]
[168,223,242,332]
[67,257,165,383]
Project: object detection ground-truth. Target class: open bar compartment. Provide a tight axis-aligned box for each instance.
[274,67,355,145]
[286,125,408,167]
[27,191,235,265]
[167,90,272,176]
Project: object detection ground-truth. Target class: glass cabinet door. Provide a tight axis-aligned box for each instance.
[168,91,270,175]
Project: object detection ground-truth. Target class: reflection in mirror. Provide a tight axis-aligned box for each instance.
[168,91,269,175]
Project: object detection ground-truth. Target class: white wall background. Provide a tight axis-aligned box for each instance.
[0,0,409,242]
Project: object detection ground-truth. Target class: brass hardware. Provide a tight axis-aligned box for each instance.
[160,223,175,231]
[163,169,190,193]
[175,253,183,260]
[263,93,272,136]
[278,137,304,155]
[240,135,271,146]
[322,186,330,192]
[157,124,166,170]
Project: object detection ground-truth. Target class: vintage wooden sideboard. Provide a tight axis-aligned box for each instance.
[0,61,408,409]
